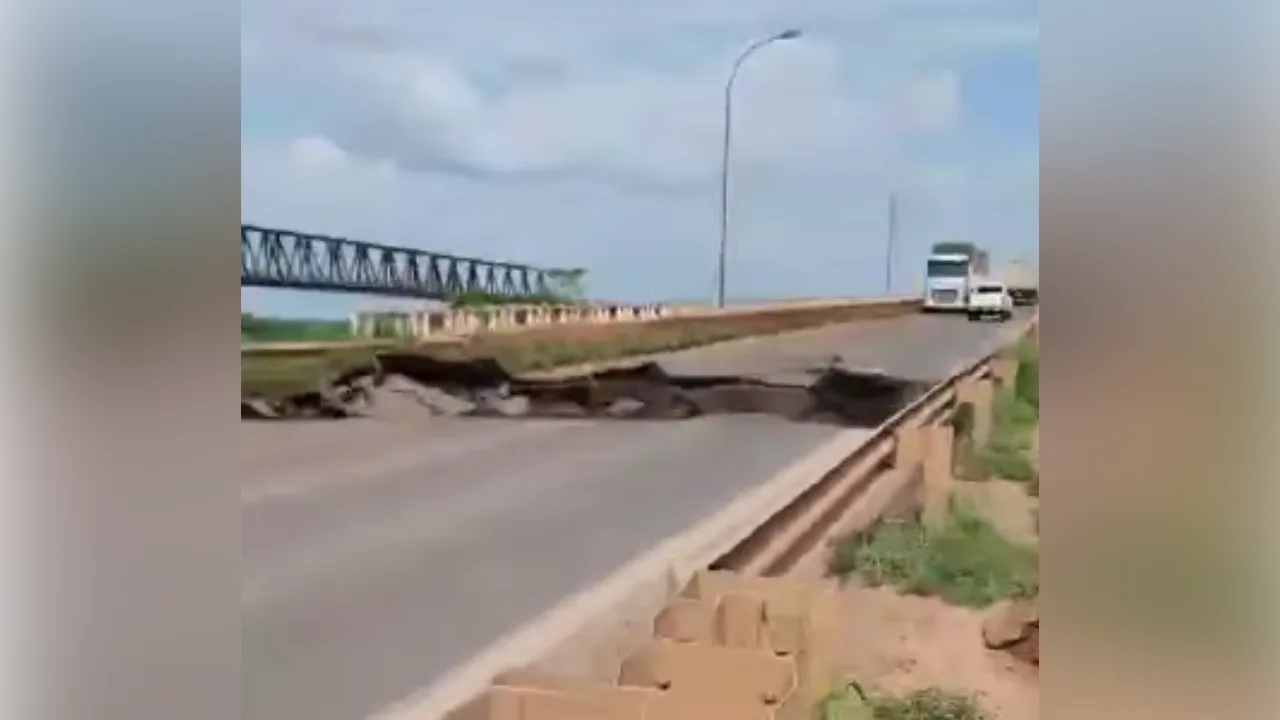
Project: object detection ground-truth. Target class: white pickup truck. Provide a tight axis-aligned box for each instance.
[966,280,1014,322]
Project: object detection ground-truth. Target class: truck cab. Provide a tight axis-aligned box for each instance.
[922,253,973,312]
[966,279,1014,322]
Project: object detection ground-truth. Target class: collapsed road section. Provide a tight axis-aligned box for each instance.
[241,352,932,428]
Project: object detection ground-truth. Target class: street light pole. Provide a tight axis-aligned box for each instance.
[716,29,802,309]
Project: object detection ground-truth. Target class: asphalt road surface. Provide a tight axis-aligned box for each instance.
[241,310,1031,720]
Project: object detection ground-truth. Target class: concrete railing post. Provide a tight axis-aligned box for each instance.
[893,422,924,471]
[922,421,955,527]
[970,374,995,447]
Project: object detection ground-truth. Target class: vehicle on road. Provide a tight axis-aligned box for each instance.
[922,242,989,313]
[1004,258,1039,307]
[966,279,1014,322]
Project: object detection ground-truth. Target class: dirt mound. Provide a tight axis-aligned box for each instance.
[981,598,1039,667]
[836,587,1038,720]
[246,353,930,427]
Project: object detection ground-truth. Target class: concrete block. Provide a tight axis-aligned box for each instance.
[515,686,646,720]
[653,599,716,644]
[644,692,776,720]
[772,646,823,720]
[683,572,827,626]
[475,676,660,720]
[492,667,583,692]
[762,611,806,657]
[714,592,766,649]
[766,599,837,711]
[682,572,839,705]
[617,639,795,706]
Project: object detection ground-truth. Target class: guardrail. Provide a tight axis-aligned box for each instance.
[378,311,1037,720]
[713,314,1036,576]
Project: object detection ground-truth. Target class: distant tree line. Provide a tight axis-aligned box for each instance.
[241,313,351,342]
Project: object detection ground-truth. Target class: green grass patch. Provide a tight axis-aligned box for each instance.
[242,313,353,342]
[1012,338,1038,410]
[828,501,1038,609]
[974,389,1037,482]
[819,683,989,720]
[241,348,383,397]
[968,338,1039,484]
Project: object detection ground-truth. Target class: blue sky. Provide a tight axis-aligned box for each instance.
[241,0,1039,318]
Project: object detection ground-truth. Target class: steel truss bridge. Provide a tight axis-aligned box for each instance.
[241,224,555,300]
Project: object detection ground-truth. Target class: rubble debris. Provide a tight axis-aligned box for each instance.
[980,598,1039,666]
[245,353,931,428]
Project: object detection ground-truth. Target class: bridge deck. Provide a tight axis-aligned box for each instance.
[240,311,1030,720]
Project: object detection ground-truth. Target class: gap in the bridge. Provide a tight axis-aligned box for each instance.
[242,354,933,429]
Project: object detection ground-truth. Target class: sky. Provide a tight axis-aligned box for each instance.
[241,0,1039,318]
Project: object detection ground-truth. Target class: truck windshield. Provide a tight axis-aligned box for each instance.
[926,259,969,278]
[975,285,1004,294]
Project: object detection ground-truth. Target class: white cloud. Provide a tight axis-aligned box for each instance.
[893,71,964,134]
[298,36,898,185]
[288,135,349,167]
[241,0,1038,315]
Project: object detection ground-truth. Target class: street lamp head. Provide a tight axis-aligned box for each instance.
[776,29,802,40]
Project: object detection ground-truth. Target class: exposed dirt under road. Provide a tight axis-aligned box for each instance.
[241,352,932,428]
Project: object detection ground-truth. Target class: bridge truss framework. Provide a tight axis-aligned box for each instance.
[241,224,555,300]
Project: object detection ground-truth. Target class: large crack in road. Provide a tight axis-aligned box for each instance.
[242,352,933,428]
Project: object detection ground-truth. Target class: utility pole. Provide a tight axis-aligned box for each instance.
[715,29,802,309]
[885,192,897,294]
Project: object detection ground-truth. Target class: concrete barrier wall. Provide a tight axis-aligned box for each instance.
[244,298,923,358]
[348,303,687,341]
[348,298,919,341]
[375,313,1038,720]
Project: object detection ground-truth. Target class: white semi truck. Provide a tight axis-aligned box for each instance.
[922,242,990,312]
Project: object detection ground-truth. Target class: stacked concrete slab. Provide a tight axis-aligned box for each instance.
[445,571,841,720]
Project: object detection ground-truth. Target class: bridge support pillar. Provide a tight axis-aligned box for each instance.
[453,309,479,334]
[349,312,378,338]
[423,311,445,338]
[412,312,433,339]
[511,306,529,329]
[499,307,518,330]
